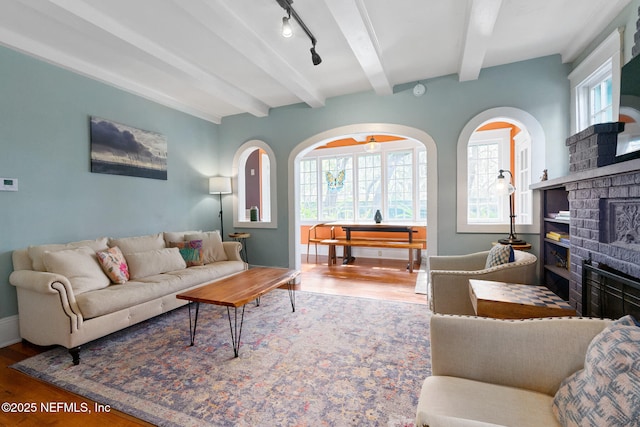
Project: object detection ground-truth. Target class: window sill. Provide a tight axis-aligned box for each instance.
[233,220,278,229]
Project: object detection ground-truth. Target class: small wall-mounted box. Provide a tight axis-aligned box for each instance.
[0,178,18,191]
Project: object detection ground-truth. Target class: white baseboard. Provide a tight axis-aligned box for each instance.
[0,315,21,348]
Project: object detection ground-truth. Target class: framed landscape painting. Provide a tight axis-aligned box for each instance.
[90,116,167,180]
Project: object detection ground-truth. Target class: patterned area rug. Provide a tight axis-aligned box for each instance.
[13,290,431,426]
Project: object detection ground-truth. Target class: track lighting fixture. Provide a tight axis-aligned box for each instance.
[275,0,322,66]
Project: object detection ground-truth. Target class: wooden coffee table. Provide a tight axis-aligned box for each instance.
[469,279,576,319]
[176,267,299,357]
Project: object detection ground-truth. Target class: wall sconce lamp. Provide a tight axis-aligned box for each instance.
[209,176,232,240]
[276,0,322,66]
[496,169,526,245]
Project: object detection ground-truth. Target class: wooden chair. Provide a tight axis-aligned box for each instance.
[307,223,331,263]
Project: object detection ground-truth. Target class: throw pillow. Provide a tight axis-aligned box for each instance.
[43,246,111,294]
[125,248,187,280]
[168,239,204,267]
[28,237,109,272]
[485,244,514,268]
[96,246,130,284]
[186,231,228,263]
[552,315,640,426]
[108,233,165,255]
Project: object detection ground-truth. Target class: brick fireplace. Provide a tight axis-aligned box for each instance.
[563,123,640,314]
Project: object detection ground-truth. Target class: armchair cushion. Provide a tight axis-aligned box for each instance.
[553,315,640,426]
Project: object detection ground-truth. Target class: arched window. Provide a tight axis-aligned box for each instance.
[457,108,543,235]
[233,140,277,229]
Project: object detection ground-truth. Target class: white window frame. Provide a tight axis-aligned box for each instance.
[569,28,623,133]
[299,139,425,223]
[232,140,278,229]
[457,108,543,234]
[514,130,532,225]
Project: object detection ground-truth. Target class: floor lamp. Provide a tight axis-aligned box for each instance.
[209,177,232,240]
[496,169,526,245]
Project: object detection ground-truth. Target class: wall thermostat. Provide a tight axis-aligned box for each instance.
[1,178,18,192]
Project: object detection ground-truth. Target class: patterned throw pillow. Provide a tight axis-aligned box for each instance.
[552,315,640,426]
[96,246,130,284]
[186,231,228,263]
[169,239,204,267]
[485,244,514,268]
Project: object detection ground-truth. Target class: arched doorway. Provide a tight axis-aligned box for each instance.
[287,124,438,271]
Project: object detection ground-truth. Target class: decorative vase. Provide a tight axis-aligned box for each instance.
[374,209,382,223]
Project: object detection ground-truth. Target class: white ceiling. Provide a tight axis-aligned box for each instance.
[0,0,631,123]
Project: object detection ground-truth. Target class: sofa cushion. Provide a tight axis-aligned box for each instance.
[43,246,111,294]
[552,315,640,427]
[76,262,246,318]
[108,233,165,255]
[416,376,559,427]
[96,246,130,284]
[28,237,109,272]
[485,244,514,269]
[125,248,187,280]
[186,231,227,263]
[163,231,201,246]
[168,239,204,267]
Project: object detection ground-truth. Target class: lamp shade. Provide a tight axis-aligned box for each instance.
[495,171,515,195]
[209,177,232,194]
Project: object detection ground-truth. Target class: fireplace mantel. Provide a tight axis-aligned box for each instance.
[531,157,640,191]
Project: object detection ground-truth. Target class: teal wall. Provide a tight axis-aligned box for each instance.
[0,46,220,319]
[219,55,571,265]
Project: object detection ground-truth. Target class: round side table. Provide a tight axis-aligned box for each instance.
[229,232,250,263]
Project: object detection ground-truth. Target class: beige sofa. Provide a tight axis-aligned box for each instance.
[10,231,247,364]
[429,250,537,315]
[416,315,613,427]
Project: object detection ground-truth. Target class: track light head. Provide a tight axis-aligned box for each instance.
[310,46,322,66]
[281,16,293,37]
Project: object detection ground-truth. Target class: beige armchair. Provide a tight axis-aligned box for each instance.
[429,249,537,315]
[416,315,612,427]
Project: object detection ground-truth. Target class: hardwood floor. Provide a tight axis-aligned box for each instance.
[0,256,427,426]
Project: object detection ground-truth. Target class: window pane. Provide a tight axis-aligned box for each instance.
[467,142,500,222]
[357,154,381,220]
[299,159,317,220]
[418,150,427,222]
[387,151,413,219]
[589,76,613,126]
[321,156,353,220]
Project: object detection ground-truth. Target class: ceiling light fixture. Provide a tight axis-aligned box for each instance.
[275,0,322,66]
[364,136,380,153]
